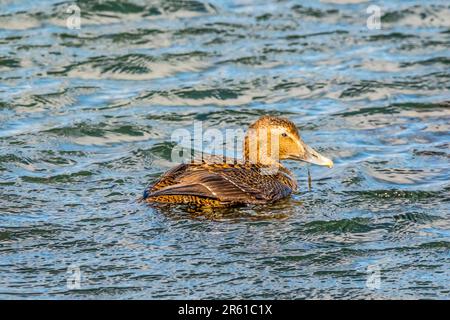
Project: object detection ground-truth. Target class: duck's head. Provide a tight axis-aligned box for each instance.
[244,115,333,168]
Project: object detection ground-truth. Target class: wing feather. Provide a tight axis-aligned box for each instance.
[144,162,295,205]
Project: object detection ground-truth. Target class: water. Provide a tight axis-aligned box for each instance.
[0,0,449,299]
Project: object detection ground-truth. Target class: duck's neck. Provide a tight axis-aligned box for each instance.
[243,133,280,166]
[243,137,296,187]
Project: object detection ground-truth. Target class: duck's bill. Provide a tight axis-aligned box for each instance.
[290,144,334,168]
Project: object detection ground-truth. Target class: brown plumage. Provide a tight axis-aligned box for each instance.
[143,115,333,207]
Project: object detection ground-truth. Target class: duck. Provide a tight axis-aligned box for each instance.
[143,115,333,207]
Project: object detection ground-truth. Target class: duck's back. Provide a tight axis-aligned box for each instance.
[143,161,297,206]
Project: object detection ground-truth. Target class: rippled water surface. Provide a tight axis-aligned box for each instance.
[1,0,449,299]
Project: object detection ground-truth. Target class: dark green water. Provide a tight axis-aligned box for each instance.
[0,0,449,299]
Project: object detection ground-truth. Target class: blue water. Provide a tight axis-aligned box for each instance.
[0,0,449,299]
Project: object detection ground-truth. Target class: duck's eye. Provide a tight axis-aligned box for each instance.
[281,132,288,137]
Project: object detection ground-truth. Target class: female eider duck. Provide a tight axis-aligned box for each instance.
[143,116,333,207]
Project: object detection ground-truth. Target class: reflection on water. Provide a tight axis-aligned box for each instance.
[0,0,449,299]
